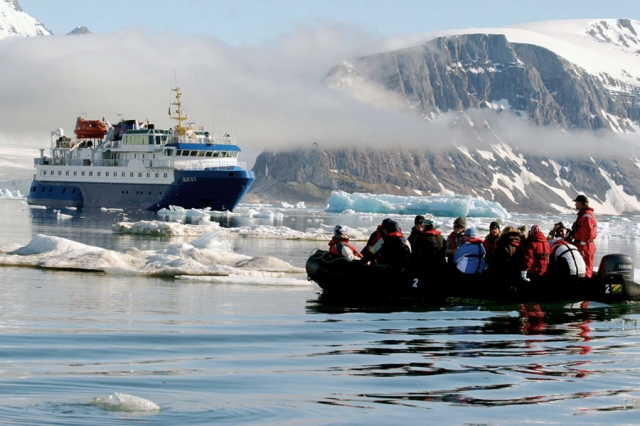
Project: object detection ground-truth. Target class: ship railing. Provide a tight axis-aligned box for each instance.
[168,135,237,145]
[172,160,246,171]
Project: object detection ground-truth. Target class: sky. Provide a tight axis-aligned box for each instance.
[18,0,640,45]
[2,0,640,178]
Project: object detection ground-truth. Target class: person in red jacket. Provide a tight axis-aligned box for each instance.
[570,195,597,278]
[522,224,551,281]
[328,225,363,261]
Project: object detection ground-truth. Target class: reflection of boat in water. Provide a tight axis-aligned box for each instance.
[306,249,640,303]
[26,88,254,211]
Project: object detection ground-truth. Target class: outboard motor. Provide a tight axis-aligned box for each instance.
[597,254,634,282]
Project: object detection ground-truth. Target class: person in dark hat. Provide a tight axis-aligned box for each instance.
[547,222,566,241]
[483,221,501,267]
[411,219,446,273]
[408,215,426,255]
[366,220,411,269]
[328,225,363,261]
[445,217,467,263]
[361,218,392,255]
[571,194,597,277]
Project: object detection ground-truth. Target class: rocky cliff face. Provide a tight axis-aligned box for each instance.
[324,33,640,131]
[248,146,640,214]
[247,22,640,213]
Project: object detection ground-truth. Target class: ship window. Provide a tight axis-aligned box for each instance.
[190,151,197,157]
[122,172,126,177]
[213,152,219,157]
[62,188,66,194]
[182,150,190,156]
[58,171,62,175]
[130,173,134,177]
[42,170,46,175]
[89,172,93,176]
[197,151,205,157]
[98,172,102,176]
[74,171,77,176]
[49,188,52,192]
[205,151,213,157]
[175,149,182,156]
[146,173,150,178]
[221,152,227,158]
[82,172,86,176]
[138,173,142,178]
[134,154,137,159]
[163,173,168,178]
[155,173,159,178]
[41,187,45,192]
[105,172,109,177]
[66,171,69,176]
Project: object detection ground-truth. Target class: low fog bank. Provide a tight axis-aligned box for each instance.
[1,26,638,172]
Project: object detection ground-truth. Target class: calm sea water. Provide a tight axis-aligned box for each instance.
[2,198,640,425]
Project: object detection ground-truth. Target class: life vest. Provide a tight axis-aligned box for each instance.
[328,239,363,259]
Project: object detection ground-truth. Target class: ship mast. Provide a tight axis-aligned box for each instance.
[169,87,194,136]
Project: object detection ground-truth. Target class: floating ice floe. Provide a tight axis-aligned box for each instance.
[0,188,24,199]
[0,233,307,278]
[113,221,370,240]
[326,190,510,218]
[281,201,306,209]
[90,392,161,412]
[113,220,220,236]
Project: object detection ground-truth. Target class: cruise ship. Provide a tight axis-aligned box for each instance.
[26,88,254,211]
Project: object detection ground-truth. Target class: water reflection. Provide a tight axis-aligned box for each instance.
[308,300,640,409]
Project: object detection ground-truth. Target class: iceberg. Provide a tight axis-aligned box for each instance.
[0,188,23,199]
[325,190,510,218]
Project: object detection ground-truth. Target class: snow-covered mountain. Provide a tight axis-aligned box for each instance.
[250,19,640,214]
[0,0,50,39]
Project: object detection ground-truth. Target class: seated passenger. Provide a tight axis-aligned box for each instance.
[446,216,467,263]
[522,224,551,281]
[408,215,426,257]
[548,225,569,246]
[547,222,565,241]
[328,225,363,261]
[361,218,391,254]
[367,220,411,269]
[483,221,501,267]
[490,226,524,281]
[414,219,447,271]
[453,227,486,275]
[548,238,586,278]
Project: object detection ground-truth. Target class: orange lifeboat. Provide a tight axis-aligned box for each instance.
[74,117,107,139]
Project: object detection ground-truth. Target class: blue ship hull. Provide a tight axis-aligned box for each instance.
[27,169,254,211]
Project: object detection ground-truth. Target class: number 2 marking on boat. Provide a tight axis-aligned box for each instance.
[413,278,419,288]
[605,284,611,294]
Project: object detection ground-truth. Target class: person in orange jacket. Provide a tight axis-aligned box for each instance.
[570,195,597,278]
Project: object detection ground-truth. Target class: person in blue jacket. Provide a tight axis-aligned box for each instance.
[453,227,486,275]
